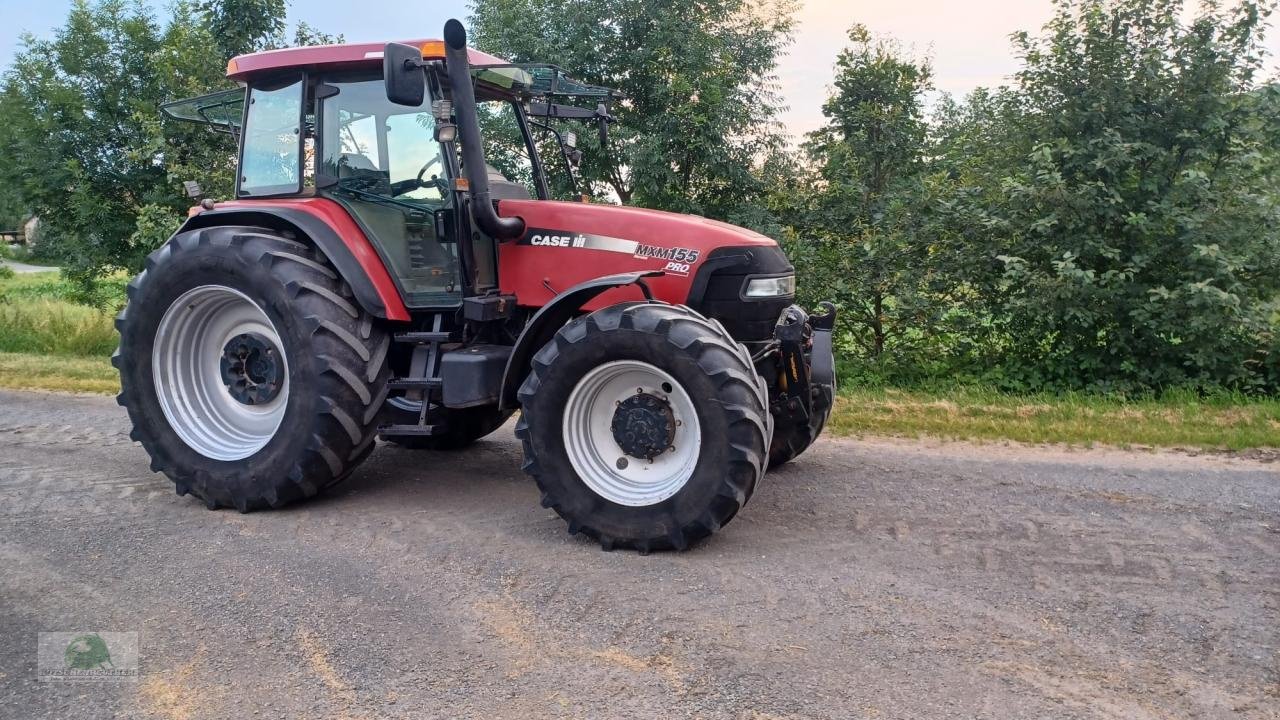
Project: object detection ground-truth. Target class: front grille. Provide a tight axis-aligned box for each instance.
[687,245,794,343]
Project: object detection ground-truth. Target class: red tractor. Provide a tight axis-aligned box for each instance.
[116,20,835,552]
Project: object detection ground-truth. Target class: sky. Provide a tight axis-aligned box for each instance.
[2,0,1277,141]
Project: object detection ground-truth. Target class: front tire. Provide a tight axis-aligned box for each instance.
[114,226,391,511]
[768,382,833,468]
[516,303,770,552]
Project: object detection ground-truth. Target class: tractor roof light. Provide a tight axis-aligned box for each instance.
[432,99,457,143]
[743,274,796,299]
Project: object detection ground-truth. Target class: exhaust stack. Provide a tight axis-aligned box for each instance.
[443,19,525,241]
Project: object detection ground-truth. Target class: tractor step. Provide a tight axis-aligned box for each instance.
[394,331,453,344]
[388,377,443,390]
[379,424,442,436]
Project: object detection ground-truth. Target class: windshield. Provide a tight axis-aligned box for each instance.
[477,98,537,198]
[321,79,446,204]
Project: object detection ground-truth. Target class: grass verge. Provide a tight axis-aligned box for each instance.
[0,352,119,395]
[828,386,1280,450]
[0,298,118,356]
[0,270,123,357]
[0,271,122,394]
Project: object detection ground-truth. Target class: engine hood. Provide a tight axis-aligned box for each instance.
[494,199,784,310]
[497,199,778,249]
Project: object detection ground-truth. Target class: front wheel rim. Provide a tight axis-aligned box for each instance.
[152,285,289,461]
[562,360,702,507]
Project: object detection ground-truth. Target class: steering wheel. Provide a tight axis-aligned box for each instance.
[390,156,446,197]
[416,156,444,186]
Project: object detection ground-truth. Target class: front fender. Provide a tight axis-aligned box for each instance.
[499,271,661,409]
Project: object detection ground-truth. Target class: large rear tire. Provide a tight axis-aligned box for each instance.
[516,303,770,552]
[114,226,391,511]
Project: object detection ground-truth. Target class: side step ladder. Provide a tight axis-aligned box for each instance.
[379,315,451,437]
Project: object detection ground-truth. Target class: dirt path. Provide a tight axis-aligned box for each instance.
[0,388,1275,719]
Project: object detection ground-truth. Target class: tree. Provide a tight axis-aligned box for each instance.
[197,0,286,62]
[0,181,26,233]
[0,0,170,284]
[290,21,344,47]
[783,25,937,364]
[939,0,1280,392]
[0,0,336,289]
[469,0,796,226]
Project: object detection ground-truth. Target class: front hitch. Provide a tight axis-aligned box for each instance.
[772,302,837,422]
[808,301,836,389]
[764,301,838,467]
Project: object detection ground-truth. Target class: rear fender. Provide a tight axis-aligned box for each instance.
[499,271,661,409]
[177,206,410,321]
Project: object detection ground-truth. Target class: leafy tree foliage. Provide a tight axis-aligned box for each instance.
[0,0,338,290]
[781,0,1279,393]
[0,181,26,233]
[469,0,796,226]
[197,0,286,62]
[938,0,1280,392]
[1,0,173,284]
[780,26,938,364]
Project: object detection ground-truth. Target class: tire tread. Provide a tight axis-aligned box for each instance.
[115,226,391,511]
[516,302,770,552]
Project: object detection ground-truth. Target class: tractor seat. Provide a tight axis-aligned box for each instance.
[484,163,532,201]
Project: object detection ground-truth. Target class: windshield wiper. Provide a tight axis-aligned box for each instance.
[332,180,431,215]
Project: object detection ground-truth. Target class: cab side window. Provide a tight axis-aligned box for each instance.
[239,77,303,196]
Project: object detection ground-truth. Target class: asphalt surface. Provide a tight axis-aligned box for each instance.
[0,259,57,274]
[0,388,1276,719]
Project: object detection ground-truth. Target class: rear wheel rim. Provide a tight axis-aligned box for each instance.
[152,285,289,461]
[562,360,701,507]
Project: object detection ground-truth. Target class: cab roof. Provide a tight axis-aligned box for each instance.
[226,39,508,81]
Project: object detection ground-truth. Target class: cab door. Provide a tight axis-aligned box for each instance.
[316,74,463,307]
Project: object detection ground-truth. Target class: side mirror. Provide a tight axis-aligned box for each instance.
[384,43,425,106]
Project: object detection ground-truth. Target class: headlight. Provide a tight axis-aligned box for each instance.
[743,274,796,298]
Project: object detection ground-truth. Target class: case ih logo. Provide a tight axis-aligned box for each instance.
[520,229,701,275]
[528,232,587,248]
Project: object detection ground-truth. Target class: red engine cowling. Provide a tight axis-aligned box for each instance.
[496,199,780,311]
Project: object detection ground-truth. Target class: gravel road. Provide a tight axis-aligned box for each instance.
[0,388,1276,719]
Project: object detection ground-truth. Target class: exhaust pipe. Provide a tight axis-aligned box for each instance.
[443,19,525,241]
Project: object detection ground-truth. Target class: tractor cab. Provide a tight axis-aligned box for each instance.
[163,42,615,309]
